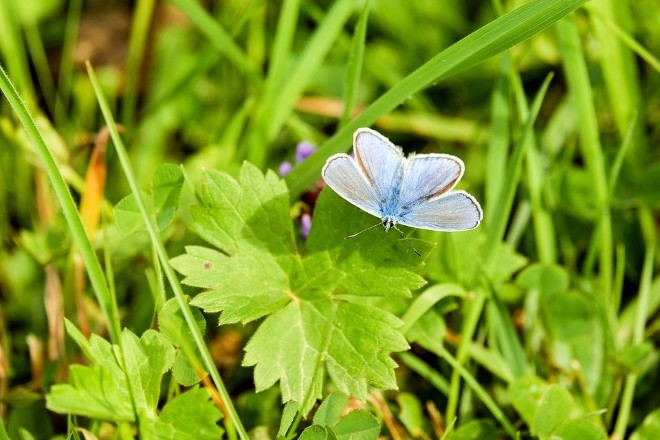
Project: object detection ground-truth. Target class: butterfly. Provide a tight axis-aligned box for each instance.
[322,127,483,239]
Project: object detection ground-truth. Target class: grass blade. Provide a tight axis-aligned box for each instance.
[340,1,369,128]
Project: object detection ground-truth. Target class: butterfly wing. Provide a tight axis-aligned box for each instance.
[353,128,405,206]
[322,153,383,219]
[397,190,483,231]
[397,154,464,210]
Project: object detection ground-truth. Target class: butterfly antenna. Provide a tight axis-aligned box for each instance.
[392,225,421,256]
[345,221,382,239]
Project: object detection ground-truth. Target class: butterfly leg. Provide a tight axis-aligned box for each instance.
[392,224,421,257]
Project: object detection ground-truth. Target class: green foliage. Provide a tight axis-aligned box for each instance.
[171,163,422,414]
[158,297,208,386]
[114,164,184,234]
[509,377,607,440]
[445,420,499,440]
[298,393,380,439]
[46,320,223,438]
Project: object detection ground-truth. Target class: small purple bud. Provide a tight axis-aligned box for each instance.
[295,141,316,163]
[300,213,312,239]
[278,161,293,176]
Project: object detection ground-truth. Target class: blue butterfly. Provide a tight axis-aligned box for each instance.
[322,128,483,238]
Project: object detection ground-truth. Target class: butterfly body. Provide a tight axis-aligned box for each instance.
[322,128,483,233]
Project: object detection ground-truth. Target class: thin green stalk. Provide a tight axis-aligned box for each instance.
[122,0,156,127]
[246,2,266,70]
[485,55,511,210]
[608,112,638,193]
[0,65,122,344]
[586,4,660,73]
[585,0,644,151]
[339,1,369,128]
[54,0,82,135]
[24,25,57,116]
[0,0,35,103]
[557,16,612,304]
[86,62,249,440]
[612,209,655,440]
[397,352,449,394]
[445,291,486,424]
[509,64,556,264]
[482,73,554,268]
[266,0,301,93]
[436,343,516,438]
[166,0,260,83]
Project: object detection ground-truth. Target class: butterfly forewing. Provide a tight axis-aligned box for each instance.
[353,128,405,205]
[397,154,464,211]
[398,190,483,231]
[321,153,383,219]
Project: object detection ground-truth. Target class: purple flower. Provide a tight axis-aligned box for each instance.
[276,141,317,239]
[295,141,316,163]
[300,213,312,239]
[278,161,293,176]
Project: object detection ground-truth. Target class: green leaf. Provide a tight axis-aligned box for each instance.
[545,291,593,342]
[158,297,207,379]
[277,401,300,438]
[508,376,548,426]
[306,189,428,297]
[113,164,184,234]
[299,425,337,440]
[188,163,296,256]
[47,325,176,422]
[46,320,221,437]
[172,352,201,387]
[552,419,608,440]
[121,329,175,414]
[400,283,465,335]
[333,410,380,440]
[397,393,426,437]
[172,163,421,414]
[516,263,570,296]
[152,164,184,230]
[314,393,349,426]
[406,309,446,350]
[631,408,660,440]
[143,387,223,440]
[616,341,655,374]
[115,190,154,234]
[46,321,134,422]
[174,244,292,324]
[487,243,529,283]
[531,385,574,437]
[445,419,499,440]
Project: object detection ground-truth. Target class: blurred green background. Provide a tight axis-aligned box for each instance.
[0,0,658,438]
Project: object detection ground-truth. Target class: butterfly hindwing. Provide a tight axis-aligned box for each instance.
[398,190,483,231]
